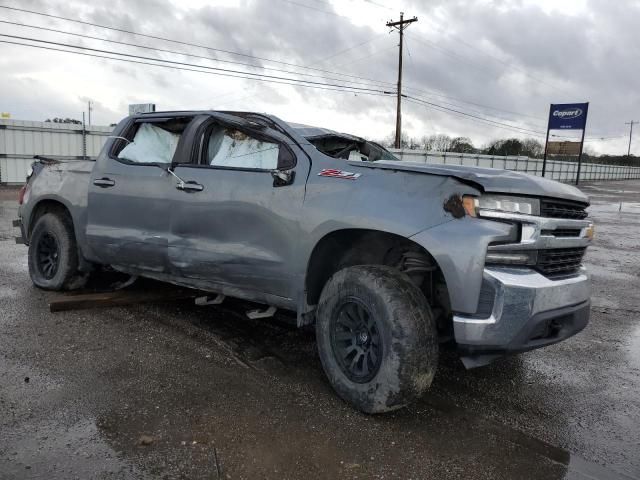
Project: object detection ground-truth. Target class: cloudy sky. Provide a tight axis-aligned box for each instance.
[0,0,638,154]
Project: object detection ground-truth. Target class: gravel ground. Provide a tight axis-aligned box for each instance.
[0,181,639,479]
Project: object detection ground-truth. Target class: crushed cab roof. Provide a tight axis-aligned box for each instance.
[287,122,364,142]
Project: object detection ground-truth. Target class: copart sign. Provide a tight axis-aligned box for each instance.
[548,103,589,130]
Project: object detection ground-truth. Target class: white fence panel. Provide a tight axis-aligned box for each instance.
[389,149,640,184]
[0,119,112,183]
[3,125,640,184]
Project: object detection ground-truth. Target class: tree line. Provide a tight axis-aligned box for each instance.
[379,132,545,157]
[378,133,638,166]
[45,117,83,124]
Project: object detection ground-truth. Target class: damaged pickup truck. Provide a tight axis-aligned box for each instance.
[15,110,594,413]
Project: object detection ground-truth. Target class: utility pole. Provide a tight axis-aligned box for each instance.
[87,100,93,126]
[387,12,417,149]
[625,120,638,157]
[82,112,87,160]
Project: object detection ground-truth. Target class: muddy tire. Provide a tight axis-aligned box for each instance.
[316,265,438,414]
[28,212,84,291]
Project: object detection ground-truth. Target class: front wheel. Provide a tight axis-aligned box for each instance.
[28,212,83,290]
[316,265,438,414]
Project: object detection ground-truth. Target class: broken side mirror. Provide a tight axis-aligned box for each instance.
[271,169,295,187]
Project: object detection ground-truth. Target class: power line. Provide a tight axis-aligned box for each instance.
[1,6,616,145]
[363,0,396,11]
[407,94,624,142]
[1,33,604,141]
[403,98,544,135]
[403,87,546,125]
[404,96,547,137]
[396,34,550,123]
[0,32,550,137]
[0,4,398,88]
[277,0,344,17]
[551,133,626,142]
[0,38,395,97]
[333,44,397,68]
[0,3,555,130]
[307,33,387,66]
[0,20,395,91]
[398,82,546,122]
[3,31,616,144]
[38,9,549,129]
[0,33,396,94]
[197,33,390,109]
[305,0,338,7]
[2,35,620,145]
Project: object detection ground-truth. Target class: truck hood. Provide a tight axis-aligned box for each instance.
[352,160,589,204]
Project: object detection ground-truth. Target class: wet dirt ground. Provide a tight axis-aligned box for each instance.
[0,180,639,479]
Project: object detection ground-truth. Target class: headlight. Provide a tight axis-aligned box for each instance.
[463,194,540,217]
[26,165,34,179]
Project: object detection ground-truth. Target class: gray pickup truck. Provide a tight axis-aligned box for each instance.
[15,110,593,413]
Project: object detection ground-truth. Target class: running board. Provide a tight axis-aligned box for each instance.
[195,294,226,306]
[246,306,277,319]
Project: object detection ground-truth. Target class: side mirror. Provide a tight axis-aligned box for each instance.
[271,169,295,187]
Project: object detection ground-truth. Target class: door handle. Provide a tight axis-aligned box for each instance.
[93,178,115,188]
[176,181,204,192]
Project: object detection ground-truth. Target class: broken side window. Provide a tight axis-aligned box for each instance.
[117,123,182,164]
[306,135,399,162]
[207,127,279,170]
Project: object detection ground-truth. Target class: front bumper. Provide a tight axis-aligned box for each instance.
[454,266,590,367]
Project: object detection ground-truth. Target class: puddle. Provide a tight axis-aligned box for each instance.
[1,418,150,479]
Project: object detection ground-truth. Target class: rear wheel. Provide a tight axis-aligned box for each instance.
[316,265,438,413]
[28,212,83,290]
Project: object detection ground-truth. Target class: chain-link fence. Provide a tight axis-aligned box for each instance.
[390,150,640,184]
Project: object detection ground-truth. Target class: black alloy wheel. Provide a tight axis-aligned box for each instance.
[28,212,84,291]
[330,299,383,383]
[36,232,60,279]
[316,265,439,413]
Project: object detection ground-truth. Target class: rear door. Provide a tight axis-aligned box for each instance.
[86,116,194,273]
[167,114,309,301]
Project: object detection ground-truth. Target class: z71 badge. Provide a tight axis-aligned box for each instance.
[318,169,361,180]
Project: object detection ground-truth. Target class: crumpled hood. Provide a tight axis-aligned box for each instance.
[352,160,589,204]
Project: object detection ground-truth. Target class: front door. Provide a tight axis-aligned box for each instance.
[167,115,308,301]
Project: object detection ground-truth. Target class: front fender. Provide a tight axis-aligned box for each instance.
[410,217,513,314]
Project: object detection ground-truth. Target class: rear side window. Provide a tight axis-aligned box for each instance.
[118,123,180,164]
[111,116,193,165]
[206,127,279,170]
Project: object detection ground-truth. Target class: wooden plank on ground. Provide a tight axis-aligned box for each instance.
[49,287,200,312]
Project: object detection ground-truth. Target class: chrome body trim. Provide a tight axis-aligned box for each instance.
[479,209,593,250]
